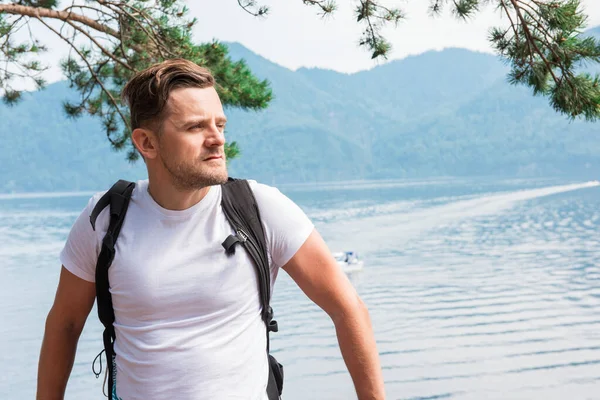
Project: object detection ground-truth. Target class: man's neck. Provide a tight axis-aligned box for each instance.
[146,180,211,211]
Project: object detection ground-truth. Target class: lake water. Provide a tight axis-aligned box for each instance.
[1,177,600,399]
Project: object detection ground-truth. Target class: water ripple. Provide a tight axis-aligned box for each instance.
[2,180,600,399]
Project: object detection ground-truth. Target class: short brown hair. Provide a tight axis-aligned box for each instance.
[121,58,215,131]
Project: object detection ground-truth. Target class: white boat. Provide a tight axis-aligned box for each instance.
[333,251,364,273]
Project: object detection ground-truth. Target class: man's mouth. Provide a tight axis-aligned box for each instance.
[204,155,223,161]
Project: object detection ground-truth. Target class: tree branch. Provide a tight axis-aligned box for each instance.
[0,3,120,39]
[361,1,379,49]
[3,14,27,40]
[62,4,115,19]
[65,20,134,71]
[302,0,336,16]
[237,0,269,17]
[34,16,130,143]
[499,0,523,55]
[508,0,561,85]
[500,0,536,70]
[108,1,175,58]
[429,0,446,14]
[516,1,568,68]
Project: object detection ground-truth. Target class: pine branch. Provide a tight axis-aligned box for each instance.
[499,1,533,65]
[515,1,572,81]
[98,0,176,59]
[63,62,102,118]
[34,16,131,142]
[508,0,561,85]
[237,0,269,17]
[62,4,115,19]
[0,12,47,101]
[430,0,446,14]
[0,3,121,38]
[302,0,337,16]
[65,20,134,71]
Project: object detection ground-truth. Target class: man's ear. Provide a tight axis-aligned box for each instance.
[131,128,159,160]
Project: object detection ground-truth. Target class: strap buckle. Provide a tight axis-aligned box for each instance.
[221,230,248,255]
[266,306,278,332]
[268,319,279,333]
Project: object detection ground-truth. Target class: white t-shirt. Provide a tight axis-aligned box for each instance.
[60,179,314,400]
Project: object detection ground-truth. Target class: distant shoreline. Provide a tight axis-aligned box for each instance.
[0,191,97,200]
[0,176,587,199]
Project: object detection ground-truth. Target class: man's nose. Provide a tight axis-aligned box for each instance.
[205,123,225,147]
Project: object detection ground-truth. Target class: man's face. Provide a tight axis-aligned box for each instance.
[156,86,228,190]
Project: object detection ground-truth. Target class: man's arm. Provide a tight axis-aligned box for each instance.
[282,229,386,400]
[37,266,96,400]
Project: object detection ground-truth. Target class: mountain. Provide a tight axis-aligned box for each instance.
[1,27,599,193]
[0,83,146,193]
[585,26,600,40]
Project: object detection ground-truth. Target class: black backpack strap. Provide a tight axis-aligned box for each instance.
[90,179,136,398]
[220,178,283,399]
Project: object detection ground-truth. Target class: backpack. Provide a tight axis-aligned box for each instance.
[89,178,284,399]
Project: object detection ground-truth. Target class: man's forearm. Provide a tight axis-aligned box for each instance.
[37,310,81,400]
[334,298,385,400]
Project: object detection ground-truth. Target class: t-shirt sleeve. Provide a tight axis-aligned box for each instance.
[249,181,314,268]
[59,195,102,282]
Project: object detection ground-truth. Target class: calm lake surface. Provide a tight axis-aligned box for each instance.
[1,177,599,399]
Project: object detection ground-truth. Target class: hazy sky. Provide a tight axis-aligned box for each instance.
[10,0,600,87]
[191,0,600,72]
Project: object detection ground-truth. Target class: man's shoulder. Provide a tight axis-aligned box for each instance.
[84,190,108,213]
[83,179,147,228]
[237,179,304,218]
[242,179,287,202]
[238,178,273,191]
[222,178,277,196]
[220,178,290,210]
[91,179,147,202]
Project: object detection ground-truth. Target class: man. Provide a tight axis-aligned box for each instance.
[37,59,385,400]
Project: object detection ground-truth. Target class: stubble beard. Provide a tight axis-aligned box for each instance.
[160,152,228,191]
